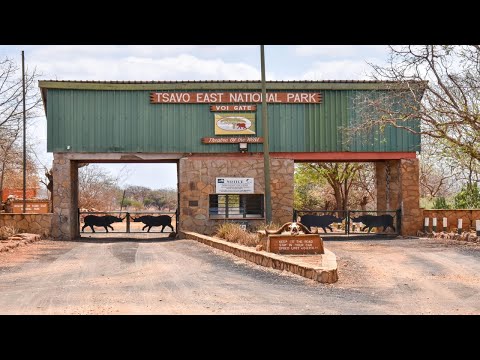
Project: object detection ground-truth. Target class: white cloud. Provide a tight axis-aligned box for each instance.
[295,45,388,58]
[124,54,260,80]
[23,45,257,63]
[33,53,260,81]
[300,59,372,80]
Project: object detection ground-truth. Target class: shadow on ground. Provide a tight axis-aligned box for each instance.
[77,232,177,243]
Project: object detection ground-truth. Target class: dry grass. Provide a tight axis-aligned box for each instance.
[252,222,284,232]
[214,222,260,247]
[0,226,18,240]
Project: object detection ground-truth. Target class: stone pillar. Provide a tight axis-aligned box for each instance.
[399,158,421,235]
[376,162,387,211]
[178,156,294,235]
[376,160,401,211]
[376,158,420,235]
[270,159,295,225]
[51,153,78,240]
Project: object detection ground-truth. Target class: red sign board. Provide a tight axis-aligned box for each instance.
[12,201,49,214]
[210,105,257,112]
[2,188,37,201]
[151,92,321,104]
[202,137,264,144]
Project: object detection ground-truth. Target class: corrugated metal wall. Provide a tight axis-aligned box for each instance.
[46,89,420,153]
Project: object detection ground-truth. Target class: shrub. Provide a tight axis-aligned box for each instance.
[215,222,239,240]
[454,183,480,209]
[0,226,18,240]
[237,232,260,247]
[253,222,283,232]
[214,222,260,247]
[432,196,450,209]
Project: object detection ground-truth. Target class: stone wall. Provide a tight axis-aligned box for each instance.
[179,156,294,235]
[376,158,421,235]
[0,213,53,237]
[183,231,338,283]
[422,209,480,232]
[51,153,79,240]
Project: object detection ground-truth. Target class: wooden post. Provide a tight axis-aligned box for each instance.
[22,50,26,213]
[260,45,272,224]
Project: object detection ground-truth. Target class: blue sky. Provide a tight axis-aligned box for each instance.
[0,45,389,189]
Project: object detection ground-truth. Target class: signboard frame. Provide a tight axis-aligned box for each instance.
[214,112,256,135]
[215,177,255,194]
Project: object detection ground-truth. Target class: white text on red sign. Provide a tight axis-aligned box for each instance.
[150,92,322,104]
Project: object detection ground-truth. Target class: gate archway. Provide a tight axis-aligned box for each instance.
[40,80,423,240]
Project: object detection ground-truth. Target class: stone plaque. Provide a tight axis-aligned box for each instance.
[267,234,324,254]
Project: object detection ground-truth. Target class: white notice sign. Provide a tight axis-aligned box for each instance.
[216,177,254,194]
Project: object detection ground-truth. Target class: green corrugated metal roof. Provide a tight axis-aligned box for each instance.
[41,81,423,154]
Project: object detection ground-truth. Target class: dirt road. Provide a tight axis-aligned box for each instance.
[0,236,478,314]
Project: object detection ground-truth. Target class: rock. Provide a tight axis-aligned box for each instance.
[467,233,478,242]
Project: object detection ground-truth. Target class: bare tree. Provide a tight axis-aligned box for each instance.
[78,164,122,211]
[0,133,39,196]
[418,137,460,200]
[350,162,376,211]
[348,45,480,162]
[0,56,42,199]
[39,167,53,210]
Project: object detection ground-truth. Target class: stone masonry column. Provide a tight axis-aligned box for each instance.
[178,156,294,235]
[376,162,387,211]
[399,158,421,236]
[376,158,420,235]
[270,159,294,225]
[51,153,79,240]
[376,160,401,212]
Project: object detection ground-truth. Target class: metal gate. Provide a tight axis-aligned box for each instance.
[293,209,401,237]
[78,210,178,234]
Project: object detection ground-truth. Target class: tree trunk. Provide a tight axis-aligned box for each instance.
[360,196,368,214]
[332,184,343,211]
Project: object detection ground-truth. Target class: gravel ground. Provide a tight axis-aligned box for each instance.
[0,236,478,314]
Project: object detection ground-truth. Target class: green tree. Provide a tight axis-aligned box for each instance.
[144,191,166,210]
[120,197,132,207]
[294,162,373,211]
[432,196,450,209]
[294,164,327,209]
[144,188,177,210]
[123,185,151,204]
[454,183,480,209]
